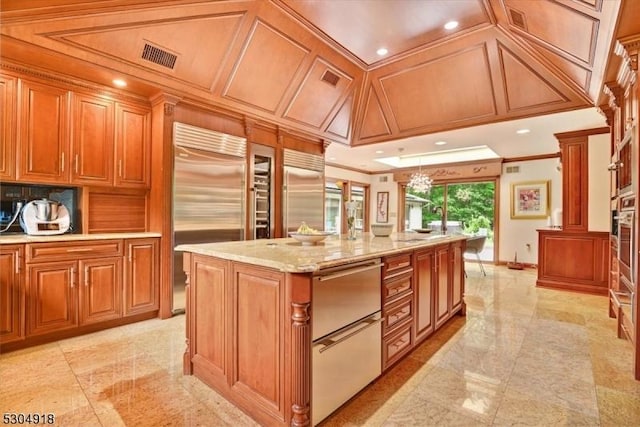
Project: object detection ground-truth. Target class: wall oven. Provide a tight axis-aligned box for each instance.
[311,259,382,426]
[617,195,636,327]
[618,196,635,286]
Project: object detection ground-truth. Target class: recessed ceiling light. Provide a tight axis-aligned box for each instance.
[444,21,459,30]
[329,157,336,161]
[516,128,531,134]
[435,141,447,146]
[376,47,388,56]
[375,150,384,154]
[112,78,127,87]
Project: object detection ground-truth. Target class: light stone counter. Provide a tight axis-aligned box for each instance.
[175,232,467,272]
[0,232,161,244]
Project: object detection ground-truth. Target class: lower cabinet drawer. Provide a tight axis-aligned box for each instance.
[383,294,413,335]
[26,240,123,262]
[382,320,414,370]
[383,272,412,303]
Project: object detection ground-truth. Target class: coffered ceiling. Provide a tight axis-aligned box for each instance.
[0,0,633,169]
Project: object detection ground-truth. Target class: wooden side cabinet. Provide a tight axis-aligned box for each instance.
[124,238,159,316]
[414,247,435,344]
[435,244,451,329]
[0,245,24,344]
[450,240,465,314]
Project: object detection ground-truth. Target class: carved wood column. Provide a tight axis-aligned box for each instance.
[182,252,193,375]
[149,93,181,319]
[288,273,311,427]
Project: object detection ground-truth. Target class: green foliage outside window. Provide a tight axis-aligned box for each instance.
[407,182,495,239]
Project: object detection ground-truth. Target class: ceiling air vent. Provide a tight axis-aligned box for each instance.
[321,69,340,87]
[141,42,177,69]
[379,176,388,182]
[505,166,520,174]
[508,8,527,31]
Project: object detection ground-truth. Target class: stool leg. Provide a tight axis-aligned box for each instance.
[476,252,486,276]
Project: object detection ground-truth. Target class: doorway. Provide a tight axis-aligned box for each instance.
[403,180,496,262]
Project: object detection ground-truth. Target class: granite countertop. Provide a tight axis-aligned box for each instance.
[175,232,468,273]
[0,232,161,244]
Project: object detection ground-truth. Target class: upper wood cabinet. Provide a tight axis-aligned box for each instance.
[0,75,16,181]
[115,102,151,188]
[556,127,610,232]
[17,79,71,184]
[71,94,115,185]
[4,73,151,189]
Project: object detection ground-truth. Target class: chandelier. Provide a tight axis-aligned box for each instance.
[407,171,433,193]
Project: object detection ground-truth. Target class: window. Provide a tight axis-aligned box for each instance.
[403,180,496,262]
[325,180,369,234]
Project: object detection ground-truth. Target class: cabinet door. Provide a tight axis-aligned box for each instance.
[115,103,151,188]
[78,257,122,325]
[450,241,464,313]
[435,245,450,329]
[71,94,114,185]
[0,75,17,181]
[27,260,77,336]
[17,80,70,183]
[0,245,24,344]
[124,238,158,315]
[414,248,434,343]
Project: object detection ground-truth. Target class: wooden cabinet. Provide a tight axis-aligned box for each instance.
[450,240,464,314]
[124,238,159,315]
[3,73,151,189]
[71,93,114,185]
[25,239,124,335]
[78,257,122,325]
[73,97,150,188]
[414,248,435,343]
[0,75,16,180]
[1,237,160,350]
[0,245,24,344]
[435,244,451,328]
[27,260,78,336]
[17,79,71,184]
[115,103,151,188]
[381,252,414,370]
[537,230,609,294]
[604,37,640,381]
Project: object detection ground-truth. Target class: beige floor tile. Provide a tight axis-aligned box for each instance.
[2,265,639,426]
[493,389,600,426]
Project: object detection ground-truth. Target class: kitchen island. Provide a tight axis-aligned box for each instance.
[177,232,467,426]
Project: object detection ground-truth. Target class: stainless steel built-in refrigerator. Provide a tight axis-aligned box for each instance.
[172,122,247,313]
[283,149,325,234]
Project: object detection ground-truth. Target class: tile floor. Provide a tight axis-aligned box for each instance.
[1,265,639,426]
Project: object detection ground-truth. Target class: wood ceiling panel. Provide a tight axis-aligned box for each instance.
[379,44,496,132]
[59,14,244,90]
[504,0,598,66]
[533,47,592,92]
[283,58,353,128]
[279,0,492,65]
[359,86,392,140]
[326,94,353,140]
[223,19,310,113]
[499,45,567,111]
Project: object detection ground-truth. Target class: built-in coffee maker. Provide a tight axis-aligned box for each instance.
[0,184,79,235]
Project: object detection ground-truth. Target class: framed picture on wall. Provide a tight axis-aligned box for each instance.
[511,180,550,219]
[376,192,389,223]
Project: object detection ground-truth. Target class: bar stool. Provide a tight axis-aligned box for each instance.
[464,235,487,276]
